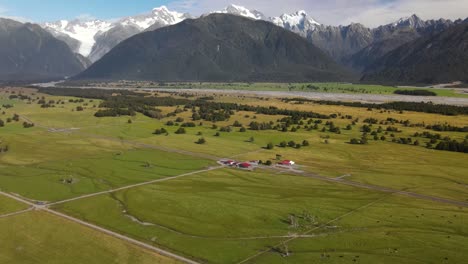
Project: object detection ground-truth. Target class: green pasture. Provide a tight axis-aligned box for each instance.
[252,197,468,263]
[54,169,384,263]
[0,195,29,215]
[0,211,179,264]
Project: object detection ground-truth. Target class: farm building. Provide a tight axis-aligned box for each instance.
[279,160,295,166]
[238,163,252,168]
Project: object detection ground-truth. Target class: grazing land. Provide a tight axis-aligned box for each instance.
[0,86,467,263]
[0,195,29,215]
[0,211,180,264]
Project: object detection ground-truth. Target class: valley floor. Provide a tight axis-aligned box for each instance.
[0,86,466,263]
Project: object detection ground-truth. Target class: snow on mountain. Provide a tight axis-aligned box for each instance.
[42,6,190,59]
[213,4,267,20]
[43,19,112,56]
[272,10,320,35]
[41,4,323,62]
[119,6,190,30]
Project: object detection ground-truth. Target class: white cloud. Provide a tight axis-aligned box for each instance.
[169,0,468,27]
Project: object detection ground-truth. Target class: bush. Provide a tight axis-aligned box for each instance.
[154,128,168,135]
[196,137,206,144]
[175,127,186,134]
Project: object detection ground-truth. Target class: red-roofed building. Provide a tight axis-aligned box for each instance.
[239,162,252,168]
[279,160,295,166]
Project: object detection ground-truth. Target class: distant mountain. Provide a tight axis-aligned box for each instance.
[361,23,468,84]
[42,6,191,62]
[0,18,85,81]
[346,15,456,71]
[39,5,463,69]
[76,14,354,82]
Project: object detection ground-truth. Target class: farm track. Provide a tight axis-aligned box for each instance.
[0,207,34,219]
[48,165,223,206]
[0,191,201,264]
[260,165,468,208]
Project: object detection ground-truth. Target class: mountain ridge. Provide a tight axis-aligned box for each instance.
[76,14,355,82]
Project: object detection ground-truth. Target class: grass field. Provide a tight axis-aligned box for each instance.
[0,87,467,263]
[54,169,385,263]
[0,211,180,264]
[0,195,29,215]
[53,169,468,264]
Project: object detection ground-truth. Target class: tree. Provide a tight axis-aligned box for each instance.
[265,160,272,166]
[302,140,309,146]
[76,106,84,111]
[175,117,184,122]
[0,119,4,127]
[288,141,296,148]
[248,136,255,142]
[266,143,274,150]
[196,137,206,144]
[214,132,220,137]
[127,119,132,124]
[279,141,287,148]
[175,127,186,134]
[239,127,246,132]
[233,120,242,127]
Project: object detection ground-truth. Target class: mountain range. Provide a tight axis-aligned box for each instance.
[0,4,467,84]
[76,14,353,82]
[38,5,464,70]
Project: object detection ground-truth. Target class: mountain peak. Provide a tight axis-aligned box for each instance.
[296,10,308,16]
[214,4,266,20]
[394,14,425,28]
[272,10,320,36]
[152,5,169,12]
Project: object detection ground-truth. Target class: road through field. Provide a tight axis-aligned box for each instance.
[0,189,201,264]
[261,165,468,208]
[49,165,223,206]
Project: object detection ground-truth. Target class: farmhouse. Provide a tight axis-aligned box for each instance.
[279,160,295,166]
[238,163,252,168]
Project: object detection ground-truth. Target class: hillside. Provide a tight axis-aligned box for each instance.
[362,23,468,84]
[0,18,85,81]
[76,14,354,82]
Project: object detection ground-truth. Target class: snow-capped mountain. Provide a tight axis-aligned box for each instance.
[119,6,190,31]
[272,10,320,36]
[213,4,267,20]
[38,4,458,69]
[42,6,190,62]
[43,19,112,57]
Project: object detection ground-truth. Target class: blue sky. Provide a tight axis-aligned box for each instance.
[0,0,466,27]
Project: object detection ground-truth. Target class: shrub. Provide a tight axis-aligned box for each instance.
[175,127,186,134]
[196,137,206,144]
